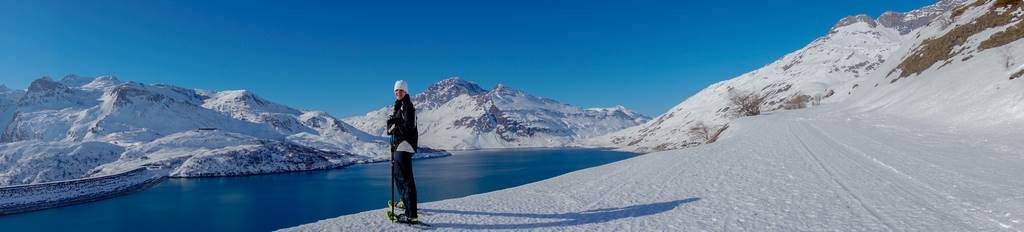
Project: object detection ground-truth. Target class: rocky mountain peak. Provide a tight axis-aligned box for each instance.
[105,83,164,107]
[831,14,878,33]
[95,75,119,82]
[82,75,124,90]
[420,77,486,95]
[878,0,972,34]
[490,83,524,96]
[60,74,93,87]
[26,77,65,92]
[414,77,488,110]
[14,76,106,111]
[220,90,259,101]
[204,89,301,116]
[18,77,75,106]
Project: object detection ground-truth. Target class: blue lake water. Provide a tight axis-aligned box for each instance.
[0,148,637,232]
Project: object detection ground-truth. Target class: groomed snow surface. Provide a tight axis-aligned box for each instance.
[283,108,1024,231]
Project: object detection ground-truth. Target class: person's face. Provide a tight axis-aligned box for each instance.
[394,89,407,100]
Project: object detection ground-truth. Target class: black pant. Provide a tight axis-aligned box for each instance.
[393,151,417,218]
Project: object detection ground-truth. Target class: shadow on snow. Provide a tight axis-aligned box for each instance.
[421,197,700,230]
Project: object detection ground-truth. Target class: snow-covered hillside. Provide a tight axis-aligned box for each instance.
[284,108,1024,231]
[0,75,446,186]
[345,77,650,150]
[591,0,985,152]
[843,0,1024,131]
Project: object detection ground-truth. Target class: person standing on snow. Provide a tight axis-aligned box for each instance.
[388,80,419,224]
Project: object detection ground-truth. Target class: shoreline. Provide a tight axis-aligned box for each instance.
[0,147,634,217]
[0,168,167,216]
[0,150,451,216]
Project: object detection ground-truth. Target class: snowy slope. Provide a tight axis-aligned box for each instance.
[344,77,650,150]
[0,141,124,185]
[843,0,1024,131]
[89,130,356,177]
[284,108,1024,231]
[0,75,447,186]
[591,0,972,152]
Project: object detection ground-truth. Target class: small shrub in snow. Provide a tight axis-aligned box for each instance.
[688,122,729,144]
[1001,46,1015,70]
[1011,69,1024,80]
[783,94,811,110]
[811,94,824,106]
[688,122,712,142]
[995,0,1020,8]
[706,124,729,144]
[727,89,765,117]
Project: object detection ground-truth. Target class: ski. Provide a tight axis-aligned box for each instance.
[395,221,433,230]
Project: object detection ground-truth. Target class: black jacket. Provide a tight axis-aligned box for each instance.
[387,96,418,152]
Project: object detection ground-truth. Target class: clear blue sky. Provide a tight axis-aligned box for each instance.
[0,0,936,117]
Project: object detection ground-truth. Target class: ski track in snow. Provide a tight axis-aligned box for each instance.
[282,109,1024,231]
[788,123,897,231]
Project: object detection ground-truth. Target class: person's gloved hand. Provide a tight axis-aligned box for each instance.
[387,115,401,125]
[386,115,402,134]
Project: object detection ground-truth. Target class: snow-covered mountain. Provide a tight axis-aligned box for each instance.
[344,77,650,150]
[591,0,1019,152]
[0,75,445,186]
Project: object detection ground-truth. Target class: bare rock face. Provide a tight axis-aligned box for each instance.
[17,77,79,108]
[877,0,972,34]
[0,84,21,116]
[833,14,878,31]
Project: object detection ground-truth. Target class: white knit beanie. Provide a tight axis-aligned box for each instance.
[394,80,408,92]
